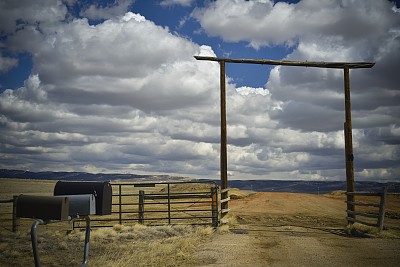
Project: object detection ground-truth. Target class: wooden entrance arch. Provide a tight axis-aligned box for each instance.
[194,56,375,223]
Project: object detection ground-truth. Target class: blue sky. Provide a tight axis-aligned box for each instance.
[0,0,399,182]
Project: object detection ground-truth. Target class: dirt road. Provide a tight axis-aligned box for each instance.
[196,192,400,267]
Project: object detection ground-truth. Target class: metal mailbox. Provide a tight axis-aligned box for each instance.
[55,194,96,218]
[54,181,112,215]
[16,195,69,221]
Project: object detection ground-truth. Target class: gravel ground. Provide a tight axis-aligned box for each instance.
[195,192,400,267]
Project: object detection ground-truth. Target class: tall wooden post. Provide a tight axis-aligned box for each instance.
[344,66,355,224]
[220,61,229,216]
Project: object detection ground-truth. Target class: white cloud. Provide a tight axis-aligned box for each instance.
[0,55,18,73]
[192,0,400,49]
[0,8,224,177]
[7,12,218,112]
[160,0,194,7]
[80,0,135,20]
[0,0,67,34]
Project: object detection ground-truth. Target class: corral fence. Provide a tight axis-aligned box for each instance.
[346,186,387,231]
[0,181,220,232]
[72,181,219,229]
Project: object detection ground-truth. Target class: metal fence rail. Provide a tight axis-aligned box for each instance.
[73,181,219,229]
[346,186,387,231]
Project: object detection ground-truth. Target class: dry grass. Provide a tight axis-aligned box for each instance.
[88,224,214,267]
[0,178,218,266]
[0,178,56,199]
[0,223,215,267]
[329,190,346,196]
[347,222,400,239]
[229,188,254,199]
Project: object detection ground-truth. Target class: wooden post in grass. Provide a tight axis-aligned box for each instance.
[211,186,219,227]
[377,186,388,231]
[138,190,144,224]
[167,183,171,224]
[343,66,355,225]
[119,184,122,225]
[220,60,229,217]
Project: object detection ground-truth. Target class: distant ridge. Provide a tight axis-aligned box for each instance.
[227,180,400,194]
[1,169,399,194]
[0,169,179,181]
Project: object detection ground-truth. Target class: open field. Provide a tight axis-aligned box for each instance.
[1,178,400,266]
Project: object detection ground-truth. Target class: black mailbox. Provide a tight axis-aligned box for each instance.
[54,181,112,215]
[55,194,96,218]
[16,195,69,221]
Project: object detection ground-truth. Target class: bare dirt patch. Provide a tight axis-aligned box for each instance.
[195,192,400,267]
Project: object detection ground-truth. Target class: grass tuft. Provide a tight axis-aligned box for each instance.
[217,224,231,234]
[347,223,400,238]
[329,190,346,196]
[58,241,68,250]
[229,188,254,199]
[90,227,118,240]
[220,213,238,228]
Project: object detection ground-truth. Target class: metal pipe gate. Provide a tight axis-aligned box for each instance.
[73,181,219,229]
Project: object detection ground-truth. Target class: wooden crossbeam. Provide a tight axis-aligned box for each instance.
[194,56,375,69]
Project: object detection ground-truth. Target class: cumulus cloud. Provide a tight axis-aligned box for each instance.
[193,0,400,134]
[0,0,67,34]
[7,11,217,111]
[192,0,399,49]
[80,0,134,20]
[0,3,223,177]
[160,0,194,7]
[0,55,18,73]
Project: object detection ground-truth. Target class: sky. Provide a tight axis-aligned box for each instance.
[0,0,399,182]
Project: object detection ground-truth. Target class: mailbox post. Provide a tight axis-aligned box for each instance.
[15,181,112,267]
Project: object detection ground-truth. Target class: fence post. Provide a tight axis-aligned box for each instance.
[12,196,19,232]
[211,186,218,227]
[119,184,122,225]
[220,188,230,218]
[138,190,144,224]
[377,186,388,232]
[167,184,171,225]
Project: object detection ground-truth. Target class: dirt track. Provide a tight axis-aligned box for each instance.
[196,192,400,267]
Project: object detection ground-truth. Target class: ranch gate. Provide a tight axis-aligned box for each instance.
[72,181,219,229]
